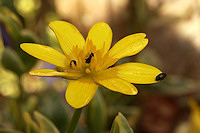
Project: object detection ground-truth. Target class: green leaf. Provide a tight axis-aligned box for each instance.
[37,90,69,133]
[17,30,38,71]
[34,111,60,133]
[20,30,39,43]
[110,112,134,133]
[0,128,23,133]
[0,7,22,45]
[23,112,40,133]
[0,8,37,71]
[23,111,60,133]
[85,90,107,133]
[1,48,25,76]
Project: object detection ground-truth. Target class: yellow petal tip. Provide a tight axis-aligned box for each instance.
[20,43,28,50]
[65,96,87,109]
[48,20,60,27]
[29,71,33,75]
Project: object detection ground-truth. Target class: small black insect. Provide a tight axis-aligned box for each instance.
[156,73,167,81]
[70,60,77,67]
[85,53,94,63]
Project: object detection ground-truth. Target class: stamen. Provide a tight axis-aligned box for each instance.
[70,60,77,67]
[85,53,94,63]
[85,68,91,74]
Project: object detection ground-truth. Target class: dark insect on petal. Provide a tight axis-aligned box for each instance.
[70,60,77,67]
[156,73,167,81]
[85,53,94,63]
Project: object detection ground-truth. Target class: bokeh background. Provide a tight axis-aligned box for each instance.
[0,0,200,133]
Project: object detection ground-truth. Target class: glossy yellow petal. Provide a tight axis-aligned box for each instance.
[115,63,162,84]
[94,74,137,95]
[29,69,83,79]
[20,43,69,68]
[86,22,112,55]
[49,21,85,56]
[109,33,148,59]
[65,77,98,108]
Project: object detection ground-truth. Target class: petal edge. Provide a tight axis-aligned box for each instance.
[29,69,83,79]
[86,22,112,55]
[20,43,69,68]
[115,63,162,84]
[109,33,148,59]
[94,74,138,95]
[49,21,85,57]
[65,77,98,108]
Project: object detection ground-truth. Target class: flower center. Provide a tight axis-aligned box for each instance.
[85,68,91,74]
[65,39,117,77]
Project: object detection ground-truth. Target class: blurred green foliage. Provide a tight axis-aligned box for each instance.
[2,48,25,76]
[85,91,107,133]
[24,111,60,133]
[0,7,37,74]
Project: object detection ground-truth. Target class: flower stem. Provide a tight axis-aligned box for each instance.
[65,108,83,133]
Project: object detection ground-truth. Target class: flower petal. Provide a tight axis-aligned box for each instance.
[115,63,162,84]
[20,43,69,68]
[94,74,138,95]
[65,77,98,108]
[86,22,112,55]
[29,69,83,79]
[49,21,85,56]
[109,33,148,59]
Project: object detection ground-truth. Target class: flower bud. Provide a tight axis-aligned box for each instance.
[110,112,134,133]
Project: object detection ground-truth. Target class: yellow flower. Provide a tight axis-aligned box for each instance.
[20,21,165,109]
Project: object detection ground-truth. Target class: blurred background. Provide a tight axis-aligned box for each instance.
[0,0,200,133]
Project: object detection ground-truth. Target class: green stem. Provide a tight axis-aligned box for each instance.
[15,76,25,131]
[65,108,83,133]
